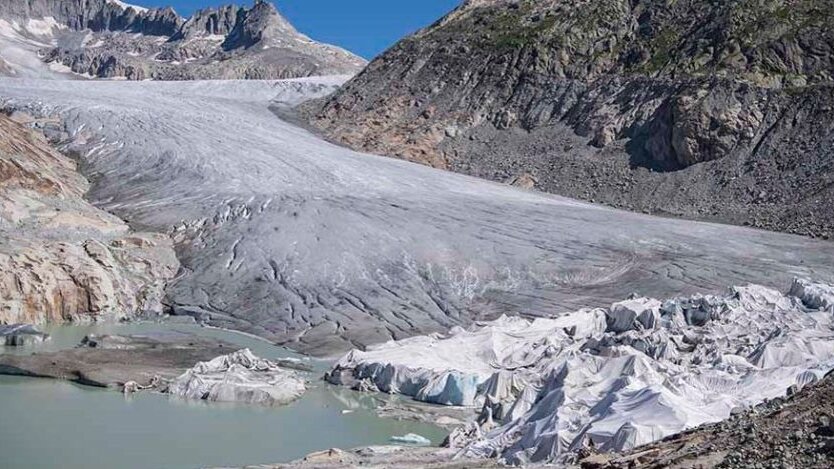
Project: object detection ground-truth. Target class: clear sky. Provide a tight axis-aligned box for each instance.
[129,0,461,59]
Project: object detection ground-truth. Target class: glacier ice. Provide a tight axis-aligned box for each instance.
[166,348,306,406]
[390,433,432,446]
[0,77,832,357]
[329,279,834,464]
[0,324,49,346]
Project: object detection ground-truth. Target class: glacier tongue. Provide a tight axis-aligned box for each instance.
[2,76,833,358]
[328,279,834,464]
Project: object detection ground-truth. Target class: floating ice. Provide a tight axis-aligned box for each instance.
[0,324,49,346]
[390,433,431,446]
[167,349,306,406]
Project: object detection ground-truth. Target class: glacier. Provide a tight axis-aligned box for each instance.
[0,77,833,356]
[329,279,834,464]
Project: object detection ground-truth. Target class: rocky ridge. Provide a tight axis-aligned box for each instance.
[305,0,834,238]
[0,0,365,80]
[0,112,178,326]
[244,446,505,469]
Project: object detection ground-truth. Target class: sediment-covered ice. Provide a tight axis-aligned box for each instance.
[167,349,306,406]
[329,279,834,464]
[1,77,832,356]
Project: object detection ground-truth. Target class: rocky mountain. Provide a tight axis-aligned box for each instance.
[0,0,366,80]
[305,0,834,238]
[0,112,178,325]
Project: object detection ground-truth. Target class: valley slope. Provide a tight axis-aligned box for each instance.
[305,0,834,238]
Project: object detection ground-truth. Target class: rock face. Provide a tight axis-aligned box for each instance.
[0,324,48,346]
[2,78,833,357]
[0,0,365,80]
[0,113,178,326]
[306,0,834,238]
[166,348,306,406]
[328,279,834,464]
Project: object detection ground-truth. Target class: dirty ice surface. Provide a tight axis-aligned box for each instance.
[1,77,833,356]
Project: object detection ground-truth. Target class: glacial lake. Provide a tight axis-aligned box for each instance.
[0,323,447,469]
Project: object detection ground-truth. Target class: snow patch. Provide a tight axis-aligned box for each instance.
[47,61,72,73]
[108,0,149,14]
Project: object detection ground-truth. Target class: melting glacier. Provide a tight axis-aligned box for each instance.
[0,77,833,357]
[330,279,834,464]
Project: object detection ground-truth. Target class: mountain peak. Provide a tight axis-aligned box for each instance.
[222,0,299,50]
[0,0,367,80]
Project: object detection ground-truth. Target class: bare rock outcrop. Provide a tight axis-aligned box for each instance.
[306,0,834,238]
[0,0,180,35]
[252,446,504,469]
[0,113,178,326]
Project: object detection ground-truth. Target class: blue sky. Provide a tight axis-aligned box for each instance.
[129,0,461,59]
